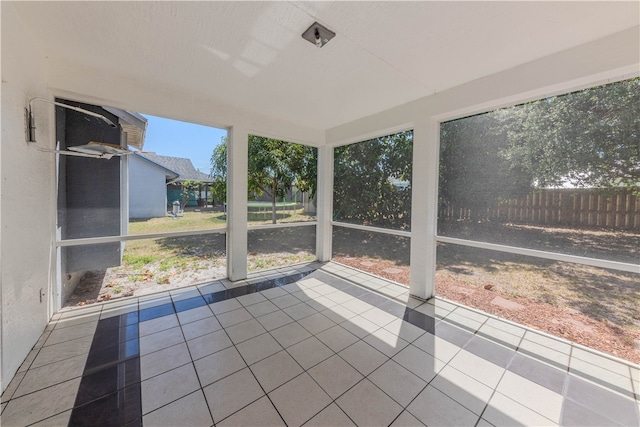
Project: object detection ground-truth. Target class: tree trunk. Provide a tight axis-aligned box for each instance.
[271,181,277,224]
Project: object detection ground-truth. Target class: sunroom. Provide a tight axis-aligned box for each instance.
[1,2,639,426]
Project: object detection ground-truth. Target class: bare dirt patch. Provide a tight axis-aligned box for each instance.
[332,224,640,365]
[335,254,640,364]
[438,221,640,265]
[65,218,640,365]
[65,226,316,307]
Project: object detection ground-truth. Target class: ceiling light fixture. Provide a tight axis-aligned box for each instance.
[302,22,335,48]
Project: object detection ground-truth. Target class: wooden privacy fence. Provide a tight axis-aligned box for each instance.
[440,188,640,231]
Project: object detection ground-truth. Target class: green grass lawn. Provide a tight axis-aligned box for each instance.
[114,209,317,289]
[128,211,227,234]
[128,208,315,235]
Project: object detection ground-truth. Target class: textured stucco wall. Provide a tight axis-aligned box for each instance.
[1,3,55,392]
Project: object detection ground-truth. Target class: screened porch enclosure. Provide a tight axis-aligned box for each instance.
[2,2,639,426]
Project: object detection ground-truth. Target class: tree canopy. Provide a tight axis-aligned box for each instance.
[333,130,413,230]
[178,180,204,209]
[210,135,317,223]
[209,141,227,205]
[439,78,640,219]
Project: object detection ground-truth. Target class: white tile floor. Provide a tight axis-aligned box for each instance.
[1,261,639,426]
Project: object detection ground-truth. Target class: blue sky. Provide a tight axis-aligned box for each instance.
[140,114,227,173]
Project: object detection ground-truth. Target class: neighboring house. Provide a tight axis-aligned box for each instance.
[128,153,178,219]
[128,152,212,219]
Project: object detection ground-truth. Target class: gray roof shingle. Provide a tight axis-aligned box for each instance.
[135,152,212,183]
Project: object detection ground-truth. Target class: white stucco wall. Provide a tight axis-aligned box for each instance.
[1,4,55,392]
[128,155,168,219]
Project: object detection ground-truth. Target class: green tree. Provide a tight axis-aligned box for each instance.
[210,142,227,205]
[333,130,413,230]
[439,78,640,221]
[501,78,640,189]
[210,135,317,224]
[178,180,203,209]
[439,114,531,221]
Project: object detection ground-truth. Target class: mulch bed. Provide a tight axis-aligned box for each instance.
[334,256,640,365]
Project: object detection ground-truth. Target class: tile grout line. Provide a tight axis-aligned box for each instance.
[204,272,403,425]
[68,303,142,426]
[137,267,319,425]
[7,263,638,426]
[213,291,311,425]
[252,286,339,426]
[1,309,100,409]
[183,301,252,426]
[14,307,107,425]
[436,293,640,371]
[213,305,286,426]
[108,276,633,426]
[5,269,296,423]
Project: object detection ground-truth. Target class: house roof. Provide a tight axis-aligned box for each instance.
[11,2,639,131]
[135,152,212,183]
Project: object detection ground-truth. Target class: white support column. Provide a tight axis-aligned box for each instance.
[120,131,129,261]
[315,145,333,262]
[227,126,248,281]
[409,119,439,300]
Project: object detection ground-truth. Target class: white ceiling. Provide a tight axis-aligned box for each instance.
[12,1,640,130]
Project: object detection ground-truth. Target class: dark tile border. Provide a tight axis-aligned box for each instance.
[565,375,639,427]
[464,335,514,368]
[59,267,640,427]
[67,269,315,426]
[507,353,566,394]
[560,397,625,426]
[69,311,142,427]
